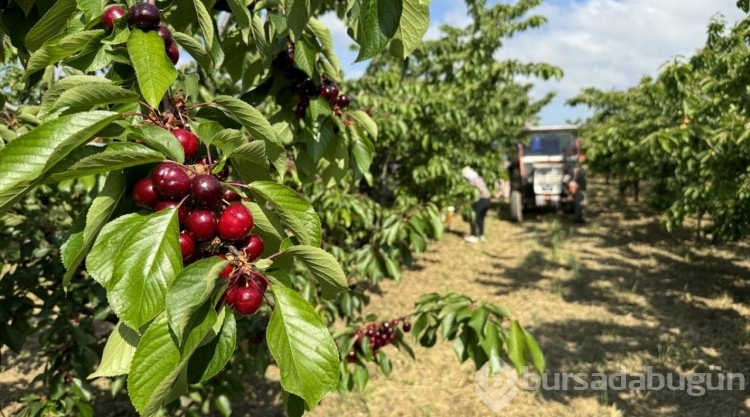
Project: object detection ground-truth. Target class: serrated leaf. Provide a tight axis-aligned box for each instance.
[212,95,278,145]
[277,245,347,297]
[88,210,181,329]
[26,30,106,77]
[267,285,339,409]
[212,128,249,156]
[246,202,285,252]
[129,124,185,163]
[354,0,402,62]
[293,36,316,77]
[44,143,164,183]
[77,0,106,22]
[50,84,139,113]
[229,141,272,183]
[88,322,140,379]
[249,181,321,247]
[128,30,178,109]
[187,311,236,384]
[285,0,313,41]
[166,257,228,345]
[348,110,378,139]
[0,111,120,214]
[39,75,112,117]
[24,0,77,52]
[227,0,252,43]
[61,171,125,288]
[308,18,341,82]
[193,0,215,54]
[173,31,213,70]
[524,330,545,373]
[129,306,220,416]
[390,0,429,59]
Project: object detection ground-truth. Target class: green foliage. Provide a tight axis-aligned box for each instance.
[570,12,750,241]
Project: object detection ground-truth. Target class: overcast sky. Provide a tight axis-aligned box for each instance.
[323,0,747,125]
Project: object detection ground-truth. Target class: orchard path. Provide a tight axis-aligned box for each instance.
[2,182,750,416]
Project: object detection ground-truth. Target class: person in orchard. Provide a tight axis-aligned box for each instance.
[462,166,491,243]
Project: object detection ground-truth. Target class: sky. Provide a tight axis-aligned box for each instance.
[321,0,747,125]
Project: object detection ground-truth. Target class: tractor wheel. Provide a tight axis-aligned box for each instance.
[510,190,523,223]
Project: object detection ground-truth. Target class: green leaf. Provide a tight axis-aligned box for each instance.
[507,320,527,374]
[293,36,316,77]
[193,0,215,54]
[88,322,140,379]
[348,110,378,139]
[39,75,112,117]
[249,181,321,247]
[77,0,106,22]
[227,0,252,43]
[44,143,164,183]
[187,311,237,384]
[172,32,214,70]
[524,330,545,373]
[128,29,178,109]
[26,30,106,77]
[129,306,221,416]
[50,84,139,113]
[285,0,314,41]
[166,257,228,345]
[212,95,278,145]
[0,111,120,214]
[246,202,285,252]
[228,141,272,183]
[61,171,125,288]
[354,0,402,62]
[307,18,341,82]
[129,124,185,163]
[87,213,143,288]
[24,0,77,52]
[267,285,339,409]
[276,245,347,297]
[389,0,430,59]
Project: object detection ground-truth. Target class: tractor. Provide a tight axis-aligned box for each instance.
[507,124,586,223]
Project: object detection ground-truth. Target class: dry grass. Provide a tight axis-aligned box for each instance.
[2,182,749,416]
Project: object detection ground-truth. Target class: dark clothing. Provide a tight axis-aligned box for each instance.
[471,198,491,237]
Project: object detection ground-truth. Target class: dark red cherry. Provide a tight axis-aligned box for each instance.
[240,234,264,261]
[132,177,159,209]
[127,2,160,31]
[151,162,191,199]
[166,42,179,65]
[154,200,188,224]
[233,287,263,315]
[222,189,242,203]
[172,129,199,160]
[179,232,196,260]
[156,25,172,45]
[191,174,222,208]
[185,209,216,241]
[336,94,350,109]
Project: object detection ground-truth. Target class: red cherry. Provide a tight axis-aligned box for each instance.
[218,254,234,278]
[225,286,237,307]
[132,178,158,209]
[240,234,264,261]
[154,201,188,224]
[171,129,199,160]
[402,321,412,332]
[233,287,263,315]
[151,162,191,199]
[156,25,172,45]
[320,84,336,100]
[102,5,125,32]
[166,42,179,65]
[191,174,222,208]
[217,204,253,241]
[336,94,350,109]
[222,189,241,202]
[178,232,196,260]
[185,209,216,241]
[248,272,268,293]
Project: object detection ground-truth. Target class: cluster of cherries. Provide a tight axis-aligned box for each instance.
[346,318,412,362]
[131,127,268,316]
[102,2,180,64]
[271,43,351,118]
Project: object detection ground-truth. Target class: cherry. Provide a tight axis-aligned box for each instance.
[127,2,160,31]
[346,351,356,363]
[218,254,234,278]
[172,129,199,160]
[240,234,264,261]
[154,201,188,224]
[217,203,253,241]
[156,25,172,45]
[328,83,339,98]
[132,178,159,209]
[166,42,179,65]
[151,162,191,199]
[233,287,263,315]
[336,94,350,109]
[185,209,217,241]
[225,286,237,307]
[216,164,230,181]
[248,272,268,293]
[320,84,336,100]
[222,189,242,203]
[294,103,307,118]
[102,5,125,32]
[191,174,222,208]
[179,232,196,260]
[402,321,412,332]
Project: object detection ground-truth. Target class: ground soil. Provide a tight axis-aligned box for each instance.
[2,182,749,416]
